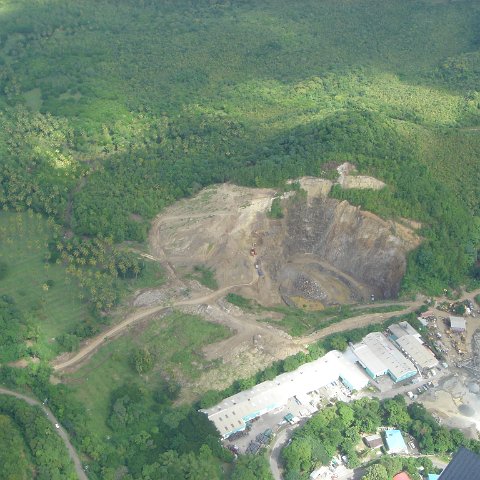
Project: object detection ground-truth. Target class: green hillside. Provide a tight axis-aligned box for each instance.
[0,1,479,478]
[0,414,31,480]
[0,0,479,293]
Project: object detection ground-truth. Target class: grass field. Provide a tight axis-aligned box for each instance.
[187,265,219,290]
[64,311,230,437]
[0,211,94,359]
[118,258,167,296]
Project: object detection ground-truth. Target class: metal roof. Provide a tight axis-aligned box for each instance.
[388,322,420,339]
[353,332,417,381]
[395,335,438,369]
[385,429,408,453]
[201,350,370,437]
[439,447,480,479]
[449,316,466,330]
[352,342,387,377]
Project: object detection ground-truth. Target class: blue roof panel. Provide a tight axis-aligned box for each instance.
[385,429,408,452]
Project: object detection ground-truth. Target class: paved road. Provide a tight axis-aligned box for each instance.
[0,387,88,480]
[269,424,302,480]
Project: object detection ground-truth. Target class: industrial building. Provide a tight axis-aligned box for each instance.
[388,322,422,341]
[449,316,466,333]
[351,332,417,383]
[438,447,480,479]
[385,429,408,454]
[387,322,438,370]
[395,335,438,370]
[201,350,370,438]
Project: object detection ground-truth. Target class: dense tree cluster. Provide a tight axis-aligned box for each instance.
[0,296,31,363]
[282,395,480,480]
[97,383,230,479]
[0,0,477,294]
[230,455,274,480]
[0,414,31,480]
[52,236,145,312]
[0,364,229,479]
[0,395,76,480]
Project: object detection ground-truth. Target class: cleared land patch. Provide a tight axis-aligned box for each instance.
[63,311,230,437]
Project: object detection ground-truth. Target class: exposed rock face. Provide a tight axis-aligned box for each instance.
[282,196,412,299]
[149,180,420,307]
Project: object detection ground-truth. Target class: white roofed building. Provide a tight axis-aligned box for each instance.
[352,332,417,383]
[449,316,466,332]
[201,350,370,438]
[395,335,438,370]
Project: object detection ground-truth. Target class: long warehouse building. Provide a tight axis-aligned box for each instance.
[395,335,438,370]
[201,350,370,438]
[388,322,438,370]
[352,332,417,382]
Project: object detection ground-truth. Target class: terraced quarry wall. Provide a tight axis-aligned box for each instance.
[149,180,420,308]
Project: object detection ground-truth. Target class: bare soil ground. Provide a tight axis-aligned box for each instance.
[149,180,420,307]
[422,375,480,439]
[52,179,425,400]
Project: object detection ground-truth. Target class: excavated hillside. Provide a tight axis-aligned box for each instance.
[149,178,420,308]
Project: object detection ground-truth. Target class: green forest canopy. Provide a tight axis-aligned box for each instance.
[0,395,76,479]
[0,414,31,480]
[0,0,479,294]
[0,2,479,476]
[282,395,479,480]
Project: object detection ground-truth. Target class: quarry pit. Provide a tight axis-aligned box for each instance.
[148,176,421,310]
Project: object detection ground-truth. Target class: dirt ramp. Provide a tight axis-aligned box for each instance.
[148,180,420,306]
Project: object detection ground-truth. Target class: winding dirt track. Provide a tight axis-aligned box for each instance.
[53,272,259,372]
[0,387,88,480]
[53,278,480,374]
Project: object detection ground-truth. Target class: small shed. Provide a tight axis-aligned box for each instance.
[385,429,408,454]
[364,434,383,449]
[450,316,466,332]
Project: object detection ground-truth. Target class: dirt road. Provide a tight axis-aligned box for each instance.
[299,286,480,346]
[53,272,259,372]
[299,300,423,344]
[0,387,88,480]
[54,274,480,375]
